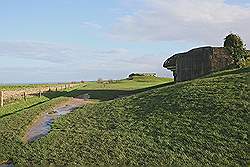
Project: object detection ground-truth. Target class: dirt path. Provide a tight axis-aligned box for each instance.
[22,95,94,143]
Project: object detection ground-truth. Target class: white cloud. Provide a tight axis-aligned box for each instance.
[0,41,89,63]
[81,21,102,29]
[0,40,172,82]
[111,0,250,46]
[95,48,129,55]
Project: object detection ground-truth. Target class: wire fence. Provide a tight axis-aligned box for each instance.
[0,84,78,107]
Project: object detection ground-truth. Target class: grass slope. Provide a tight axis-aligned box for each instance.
[0,77,172,165]
[9,67,249,166]
[0,97,70,164]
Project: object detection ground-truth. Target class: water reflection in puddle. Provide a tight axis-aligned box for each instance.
[25,105,78,143]
[0,161,14,167]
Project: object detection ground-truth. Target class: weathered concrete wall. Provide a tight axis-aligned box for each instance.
[211,47,234,71]
[164,46,235,82]
[176,47,212,81]
[163,54,177,70]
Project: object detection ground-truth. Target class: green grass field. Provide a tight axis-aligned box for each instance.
[0,70,249,166]
[0,77,171,118]
[0,76,172,165]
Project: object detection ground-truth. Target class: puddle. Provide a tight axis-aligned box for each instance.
[0,161,14,167]
[2,98,92,167]
[25,104,78,143]
[54,105,78,116]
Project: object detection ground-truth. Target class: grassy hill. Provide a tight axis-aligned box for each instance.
[0,69,249,166]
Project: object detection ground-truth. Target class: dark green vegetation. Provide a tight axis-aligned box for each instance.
[224,33,249,67]
[0,70,249,166]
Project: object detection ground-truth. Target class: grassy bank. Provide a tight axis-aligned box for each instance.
[0,76,172,165]
[0,70,249,166]
[0,97,71,165]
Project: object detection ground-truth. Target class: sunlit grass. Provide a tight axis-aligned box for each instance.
[0,70,248,166]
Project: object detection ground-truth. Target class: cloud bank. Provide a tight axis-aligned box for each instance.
[0,41,86,63]
[0,40,170,83]
[81,21,103,29]
[112,0,250,46]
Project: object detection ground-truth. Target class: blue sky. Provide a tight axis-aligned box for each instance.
[0,0,249,83]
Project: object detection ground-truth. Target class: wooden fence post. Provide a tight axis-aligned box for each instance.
[0,91,3,107]
[39,90,42,98]
[23,92,27,101]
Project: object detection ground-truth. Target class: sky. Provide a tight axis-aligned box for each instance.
[0,0,249,83]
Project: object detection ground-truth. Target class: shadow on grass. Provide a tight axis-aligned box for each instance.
[0,81,175,118]
[203,67,250,79]
[0,100,49,119]
[42,81,175,102]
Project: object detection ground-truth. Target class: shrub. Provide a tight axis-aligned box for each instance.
[97,78,103,84]
[224,33,249,67]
